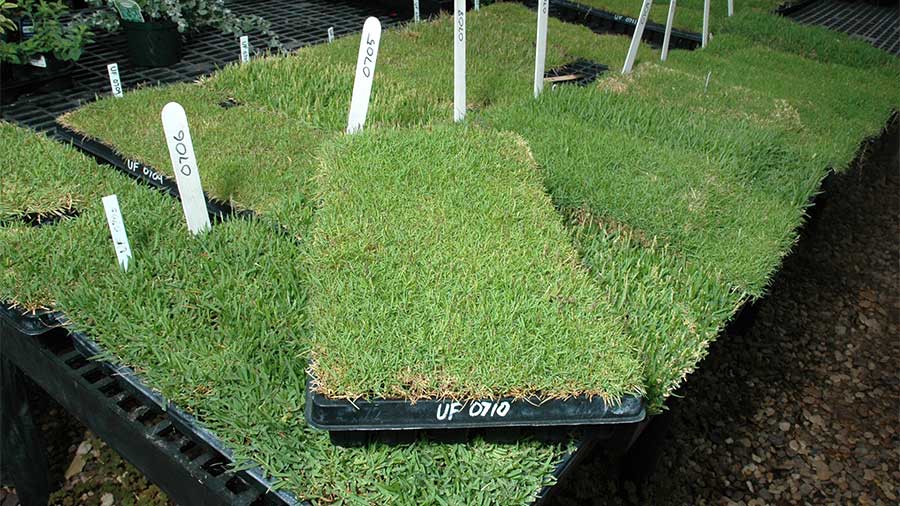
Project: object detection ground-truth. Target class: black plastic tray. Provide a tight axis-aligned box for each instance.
[306,370,646,447]
[545,58,610,86]
[0,303,601,505]
[521,0,702,50]
[53,125,252,222]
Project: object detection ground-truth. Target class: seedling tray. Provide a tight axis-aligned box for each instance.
[306,372,646,447]
[0,303,598,505]
[522,0,702,50]
[54,125,250,222]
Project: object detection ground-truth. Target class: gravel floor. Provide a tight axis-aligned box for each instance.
[2,122,897,506]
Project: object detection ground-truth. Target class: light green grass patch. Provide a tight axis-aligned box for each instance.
[308,125,643,400]
[1,124,573,505]
[482,86,820,296]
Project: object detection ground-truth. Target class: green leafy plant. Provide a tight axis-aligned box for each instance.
[82,0,281,49]
[0,0,17,36]
[0,0,92,64]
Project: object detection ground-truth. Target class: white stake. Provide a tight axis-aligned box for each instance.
[622,0,653,74]
[107,63,123,98]
[474,0,480,10]
[239,35,250,64]
[328,26,335,43]
[702,0,710,47]
[661,0,676,61]
[413,0,420,22]
[454,0,466,122]
[728,0,733,17]
[347,17,382,134]
[533,0,549,98]
[704,71,711,93]
[161,102,211,235]
[102,195,132,271]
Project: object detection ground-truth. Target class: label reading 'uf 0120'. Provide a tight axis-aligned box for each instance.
[436,400,511,421]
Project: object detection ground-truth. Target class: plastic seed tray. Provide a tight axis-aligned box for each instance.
[780,0,899,54]
[53,126,251,222]
[306,376,646,447]
[0,303,605,506]
[518,0,702,50]
[544,58,610,86]
[0,304,301,506]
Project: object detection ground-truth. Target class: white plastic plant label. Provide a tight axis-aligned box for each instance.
[161,102,211,235]
[413,0,420,22]
[239,35,250,63]
[661,0,676,61]
[622,0,652,74]
[328,26,335,43]
[728,0,734,17]
[453,0,466,122]
[107,63,123,98]
[702,0,710,47]
[474,0,480,10]
[346,17,382,134]
[102,194,132,271]
[533,0,549,98]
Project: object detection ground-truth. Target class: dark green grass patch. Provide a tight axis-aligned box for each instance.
[721,10,900,71]
[1,124,573,505]
[308,125,643,400]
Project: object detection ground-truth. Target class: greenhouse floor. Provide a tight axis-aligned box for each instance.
[786,0,899,54]
[0,0,405,132]
[5,112,895,506]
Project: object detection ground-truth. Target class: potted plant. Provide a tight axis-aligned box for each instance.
[83,0,280,67]
[0,0,92,102]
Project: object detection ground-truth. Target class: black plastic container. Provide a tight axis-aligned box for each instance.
[306,371,646,447]
[122,20,182,68]
[523,0,702,50]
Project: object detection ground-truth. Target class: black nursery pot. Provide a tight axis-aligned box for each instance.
[122,20,182,67]
[1,54,74,104]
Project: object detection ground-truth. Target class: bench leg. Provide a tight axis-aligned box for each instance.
[1,356,50,506]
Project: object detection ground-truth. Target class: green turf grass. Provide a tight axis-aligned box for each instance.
[0,121,574,505]
[60,3,650,235]
[571,0,784,34]
[0,123,131,225]
[34,0,900,498]
[60,86,324,238]
[308,125,643,400]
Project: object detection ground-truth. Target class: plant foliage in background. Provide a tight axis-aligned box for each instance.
[81,0,281,49]
[0,0,17,35]
[0,0,92,64]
